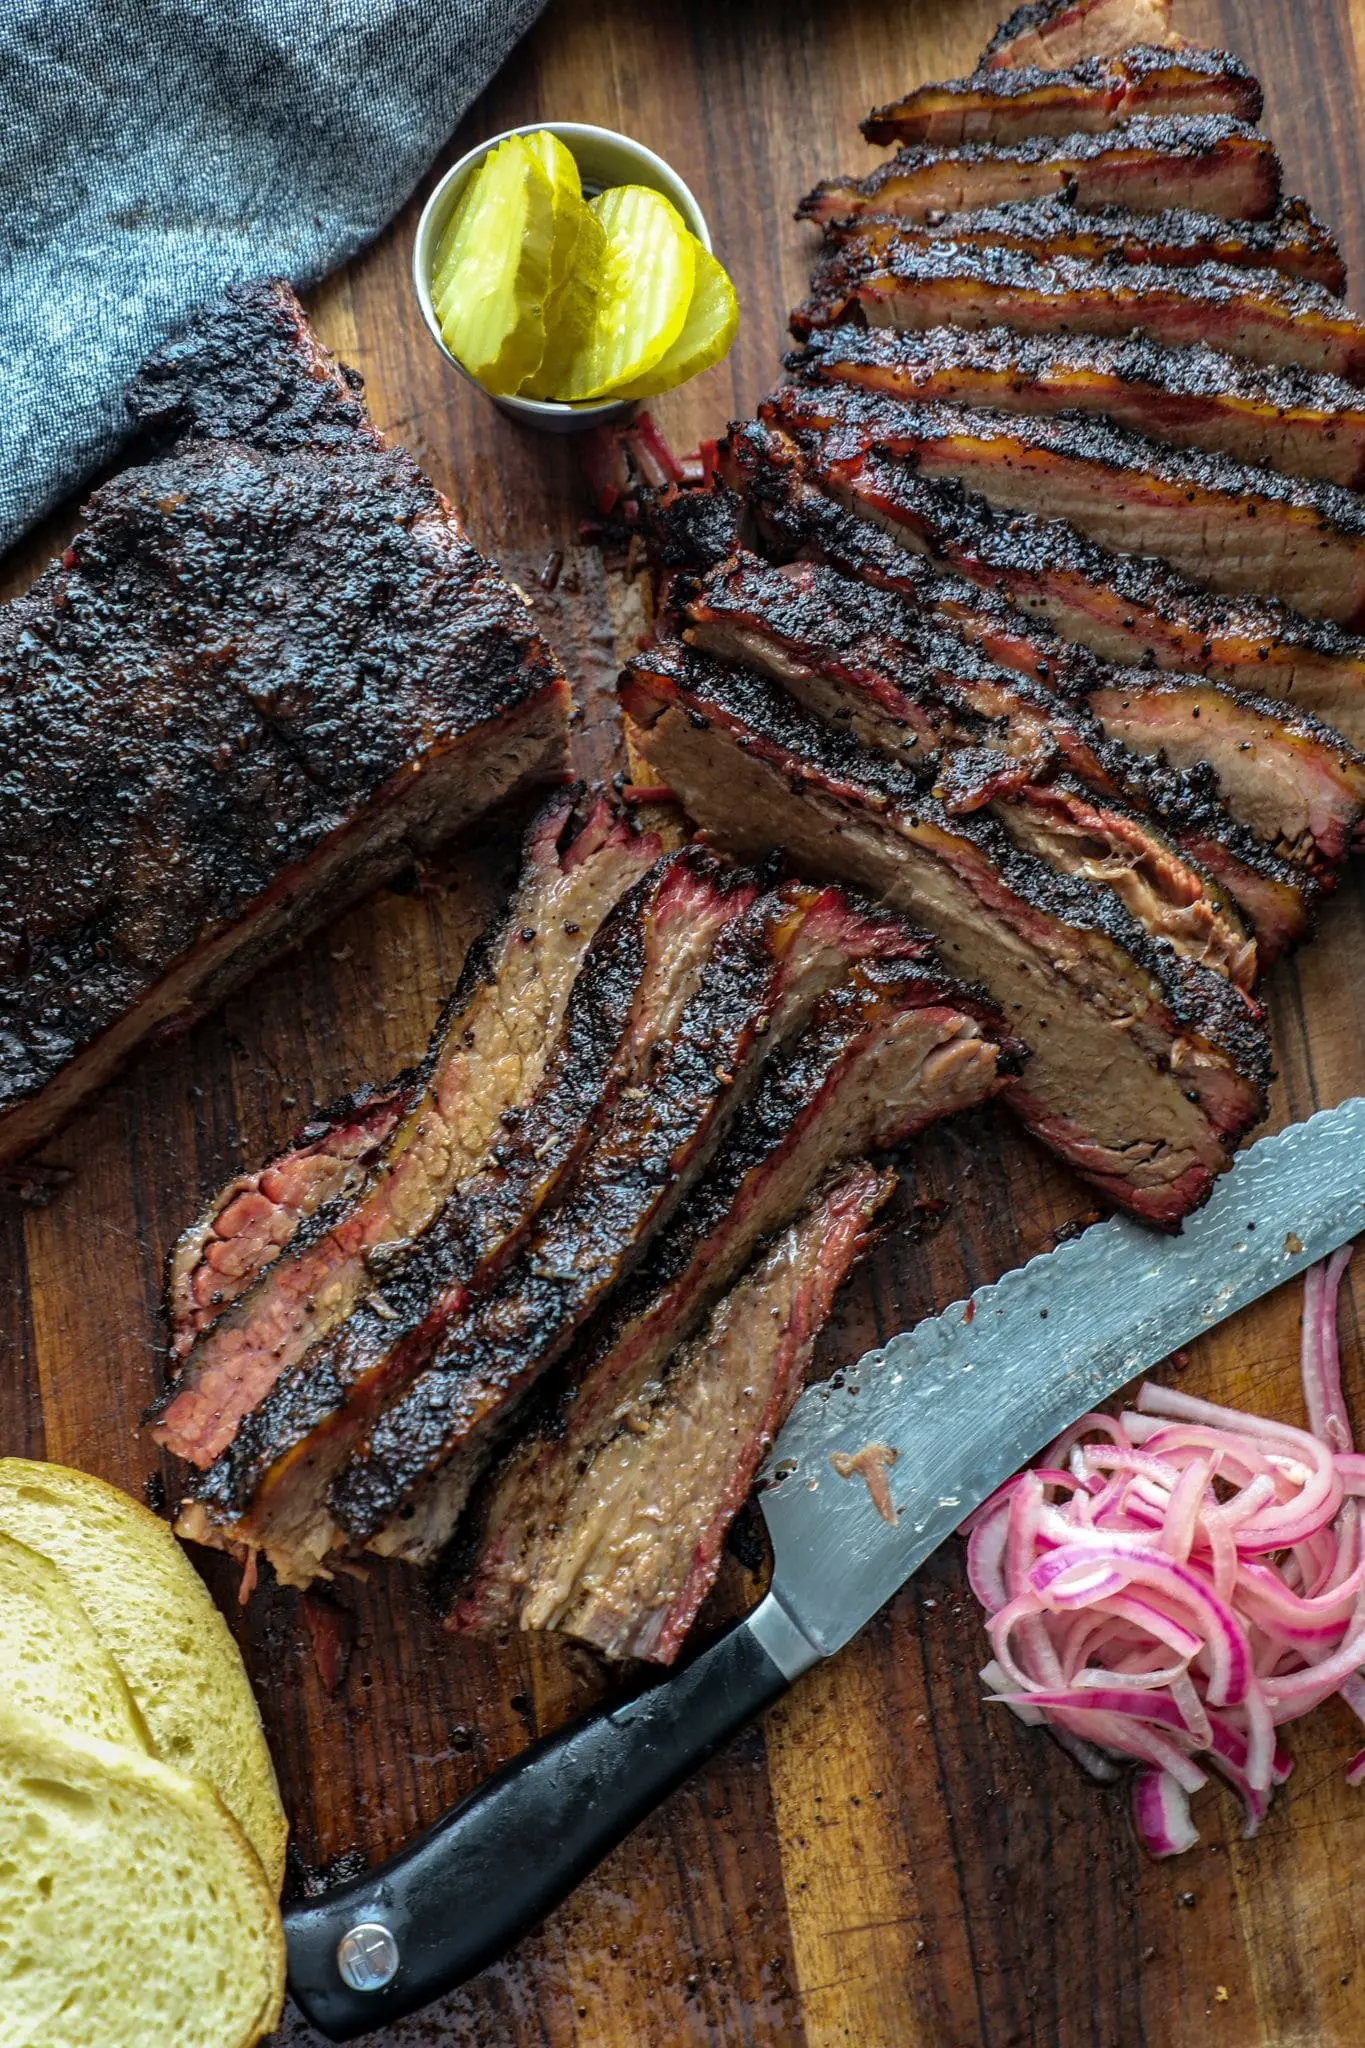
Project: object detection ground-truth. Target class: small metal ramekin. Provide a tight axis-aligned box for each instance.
[413,122,712,433]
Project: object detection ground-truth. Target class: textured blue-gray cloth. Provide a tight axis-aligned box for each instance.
[0,0,547,554]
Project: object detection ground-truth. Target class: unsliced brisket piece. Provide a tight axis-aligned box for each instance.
[817,198,1345,296]
[174,845,762,1586]
[760,426,1365,747]
[679,552,1259,987]
[789,326,1365,489]
[798,119,1280,227]
[447,964,1012,1650]
[154,795,668,1467]
[455,1165,896,1664]
[0,285,571,1168]
[863,47,1261,148]
[769,382,1365,626]
[792,246,1365,385]
[328,880,934,1565]
[622,644,1272,1226]
[167,1079,411,1365]
[981,0,1180,70]
[715,438,1321,953]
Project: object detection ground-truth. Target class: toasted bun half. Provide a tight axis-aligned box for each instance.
[0,1704,284,2047]
[0,1461,287,1893]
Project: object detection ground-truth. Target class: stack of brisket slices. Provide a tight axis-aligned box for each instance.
[621,0,1365,1234]
[159,785,1020,1660]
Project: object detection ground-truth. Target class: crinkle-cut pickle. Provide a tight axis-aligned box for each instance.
[432,135,556,396]
[617,239,740,398]
[519,133,606,400]
[558,185,696,403]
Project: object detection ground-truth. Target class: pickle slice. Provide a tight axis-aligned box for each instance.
[431,135,555,396]
[519,133,606,400]
[615,239,740,398]
[558,185,696,403]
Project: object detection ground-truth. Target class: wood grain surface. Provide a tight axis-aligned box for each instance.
[4,2,1365,2042]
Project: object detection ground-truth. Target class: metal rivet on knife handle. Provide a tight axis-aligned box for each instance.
[336,1921,400,1992]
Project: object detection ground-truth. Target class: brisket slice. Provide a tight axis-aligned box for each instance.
[167,1079,411,1365]
[793,245,1365,387]
[328,881,936,1564]
[454,1165,896,1664]
[622,644,1271,1226]
[765,427,1365,751]
[981,0,1181,70]
[0,290,571,1169]
[448,962,1017,1650]
[717,436,1319,956]
[679,552,1259,988]
[789,326,1365,490]
[817,198,1345,296]
[863,47,1261,148]
[770,381,1365,626]
[797,118,1280,227]
[174,845,763,1586]
[154,796,666,1467]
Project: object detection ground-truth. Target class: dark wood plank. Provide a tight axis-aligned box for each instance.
[5,1,1365,2043]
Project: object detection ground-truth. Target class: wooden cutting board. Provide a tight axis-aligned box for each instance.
[4,1,1365,2040]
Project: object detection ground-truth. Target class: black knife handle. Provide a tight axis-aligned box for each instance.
[284,1599,813,2040]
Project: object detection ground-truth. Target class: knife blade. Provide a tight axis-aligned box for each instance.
[285,1098,1365,2040]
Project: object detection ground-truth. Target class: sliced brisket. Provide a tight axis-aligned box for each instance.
[816,197,1345,296]
[451,960,1012,1649]
[769,381,1365,626]
[328,880,936,1565]
[622,644,1271,1227]
[154,796,667,1468]
[0,282,570,1167]
[174,843,763,1586]
[455,1165,896,1663]
[981,0,1181,70]
[789,325,1365,489]
[798,118,1280,227]
[863,47,1261,148]
[792,246,1365,386]
[679,551,1259,986]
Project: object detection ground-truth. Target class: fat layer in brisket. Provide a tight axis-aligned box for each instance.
[0,281,570,1167]
[622,643,1271,1227]
[798,118,1280,227]
[793,245,1365,386]
[816,198,1346,296]
[155,795,667,1468]
[174,842,763,1585]
[980,0,1181,70]
[789,325,1365,489]
[863,47,1261,148]
[328,880,938,1566]
[449,960,1016,1653]
[455,1165,896,1664]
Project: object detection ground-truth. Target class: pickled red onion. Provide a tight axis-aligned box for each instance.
[965,1247,1362,1856]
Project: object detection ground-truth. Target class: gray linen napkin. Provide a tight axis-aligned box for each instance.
[0,0,547,554]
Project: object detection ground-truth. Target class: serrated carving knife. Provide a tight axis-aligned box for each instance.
[286,1097,1365,2039]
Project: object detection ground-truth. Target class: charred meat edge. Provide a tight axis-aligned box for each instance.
[748,423,1365,751]
[460,1164,897,1665]
[623,644,1272,1227]
[792,244,1365,389]
[863,47,1262,149]
[679,551,1259,989]
[980,0,1182,71]
[788,325,1365,490]
[449,961,1016,1646]
[154,796,667,1466]
[798,117,1280,228]
[770,380,1365,628]
[816,198,1346,297]
[175,845,765,1587]
[328,882,936,1564]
